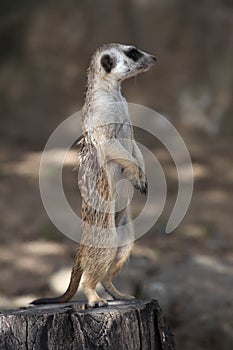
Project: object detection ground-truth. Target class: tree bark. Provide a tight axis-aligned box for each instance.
[0,299,175,350]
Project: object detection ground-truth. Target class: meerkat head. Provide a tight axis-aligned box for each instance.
[89,44,156,84]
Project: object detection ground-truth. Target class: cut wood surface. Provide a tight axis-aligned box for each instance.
[0,299,175,350]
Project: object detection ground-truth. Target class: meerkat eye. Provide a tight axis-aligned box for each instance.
[124,48,143,62]
[100,54,115,73]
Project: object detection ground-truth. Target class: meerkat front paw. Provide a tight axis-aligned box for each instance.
[130,168,148,195]
[139,168,148,194]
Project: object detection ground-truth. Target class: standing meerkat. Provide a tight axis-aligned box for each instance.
[32,43,156,307]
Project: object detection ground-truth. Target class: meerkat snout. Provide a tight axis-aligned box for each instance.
[124,46,156,65]
[136,54,156,71]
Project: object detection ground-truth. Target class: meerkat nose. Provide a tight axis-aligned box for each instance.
[151,56,157,61]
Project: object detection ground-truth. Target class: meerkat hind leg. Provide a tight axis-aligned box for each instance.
[102,208,135,300]
[97,248,133,302]
[102,246,135,300]
[101,208,134,300]
[82,271,108,308]
[81,243,117,307]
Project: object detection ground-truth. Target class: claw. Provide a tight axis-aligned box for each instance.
[140,183,147,195]
[134,180,148,194]
[140,181,148,195]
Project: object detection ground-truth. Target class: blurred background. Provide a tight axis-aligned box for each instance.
[0,1,232,349]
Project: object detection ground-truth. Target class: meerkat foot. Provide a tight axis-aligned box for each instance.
[88,298,108,308]
[102,281,135,301]
[83,283,108,308]
[111,293,135,301]
[117,294,135,300]
[107,290,135,301]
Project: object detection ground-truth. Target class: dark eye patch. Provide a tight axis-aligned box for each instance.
[124,48,143,62]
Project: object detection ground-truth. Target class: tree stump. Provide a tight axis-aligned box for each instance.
[0,299,175,350]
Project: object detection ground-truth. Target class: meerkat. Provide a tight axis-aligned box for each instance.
[32,43,156,307]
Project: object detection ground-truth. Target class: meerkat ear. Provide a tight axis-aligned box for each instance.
[101,54,115,73]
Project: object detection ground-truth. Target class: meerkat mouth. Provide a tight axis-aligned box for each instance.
[137,64,152,72]
[138,58,156,72]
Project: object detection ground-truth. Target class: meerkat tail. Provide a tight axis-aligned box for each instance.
[31,256,83,305]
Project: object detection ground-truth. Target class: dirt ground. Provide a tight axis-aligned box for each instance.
[0,1,233,349]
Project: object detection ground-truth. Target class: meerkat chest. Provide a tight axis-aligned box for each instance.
[89,92,133,135]
[84,90,134,154]
[109,93,133,139]
[111,94,134,155]
[114,100,134,153]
